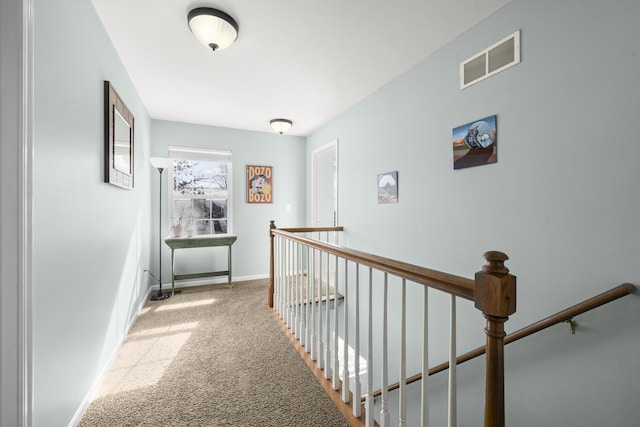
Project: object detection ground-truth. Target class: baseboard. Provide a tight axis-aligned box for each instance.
[68,286,153,427]
[148,273,269,292]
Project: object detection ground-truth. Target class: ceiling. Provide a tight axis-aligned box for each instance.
[92,0,511,137]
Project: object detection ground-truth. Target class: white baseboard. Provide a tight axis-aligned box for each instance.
[148,273,269,292]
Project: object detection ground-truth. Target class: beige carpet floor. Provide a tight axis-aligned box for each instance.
[78,279,349,426]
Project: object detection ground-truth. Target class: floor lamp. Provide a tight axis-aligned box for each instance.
[149,157,173,301]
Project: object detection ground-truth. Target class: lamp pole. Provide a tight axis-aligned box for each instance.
[150,158,172,301]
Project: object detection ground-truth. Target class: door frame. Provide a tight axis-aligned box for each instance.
[311,139,338,227]
[0,0,34,426]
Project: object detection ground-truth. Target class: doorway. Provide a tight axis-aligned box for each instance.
[312,140,338,227]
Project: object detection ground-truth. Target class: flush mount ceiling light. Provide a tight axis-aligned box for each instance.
[270,119,293,134]
[187,7,239,51]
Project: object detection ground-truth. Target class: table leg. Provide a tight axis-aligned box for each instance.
[228,244,233,288]
[171,248,176,295]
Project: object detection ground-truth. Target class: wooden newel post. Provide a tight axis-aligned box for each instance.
[268,220,276,308]
[474,251,516,427]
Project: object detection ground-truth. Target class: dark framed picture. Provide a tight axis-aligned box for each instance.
[453,114,497,170]
[247,165,273,203]
[377,171,398,204]
[104,81,135,189]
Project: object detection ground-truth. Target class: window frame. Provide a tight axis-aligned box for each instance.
[167,146,233,236]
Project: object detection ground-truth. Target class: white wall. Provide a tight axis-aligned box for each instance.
[33,0,153,425]
[307,0,640,425]
[150,120,306,285]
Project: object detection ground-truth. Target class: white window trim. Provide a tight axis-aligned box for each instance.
[167,146,233,235]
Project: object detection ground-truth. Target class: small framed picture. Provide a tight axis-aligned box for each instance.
[377,171,398,204]
[247,165,273,204]
[453,114,497,170]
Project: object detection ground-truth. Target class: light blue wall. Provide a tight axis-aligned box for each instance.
[151,120,306,285]
[32,1,307,424]
[307,0,640,425]
[30,0,640,424]
[34,0,153,425]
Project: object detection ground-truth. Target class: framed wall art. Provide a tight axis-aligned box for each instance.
[104,81,135,188]
[377,171,398,204]
[247,165,273,203]
[453,114,497,170]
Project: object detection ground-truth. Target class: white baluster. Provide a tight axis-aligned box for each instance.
[273,236,282,316]
[332,255,340,391]
[305,245,311,352]
[273,236,279,316]
[281,237,286,317]
[324,251,332,379]
[279,236,285,317]
[317,249,324,368]
[302,246,305,329]
[286,240,293,329]
[365,268,374,427]
[448,295,457,427]
[399,279,406,427]
[380,273,390,427]
[276,236,281,316]
[342,260,350,402]
[292,241,297,333]
[298,243,304,343]
[310,246,316,359]
[421,286,430,427]
[289,240,295,328]
[353,263,362,418]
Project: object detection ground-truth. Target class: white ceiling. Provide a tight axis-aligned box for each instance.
[92,0,511,136]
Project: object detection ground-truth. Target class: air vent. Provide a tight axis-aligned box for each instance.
[460,31,520,89]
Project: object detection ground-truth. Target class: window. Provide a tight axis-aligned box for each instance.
[168,146,232,235]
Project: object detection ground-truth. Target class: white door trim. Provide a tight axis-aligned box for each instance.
[0,0,34,425]
[311,139,338,227]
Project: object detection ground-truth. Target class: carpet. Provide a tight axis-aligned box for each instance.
[78,279,349,426]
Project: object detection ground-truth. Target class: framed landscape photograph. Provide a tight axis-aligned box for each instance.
[377,171,398,204]
[247,165,273,203]
[453,114,497,170]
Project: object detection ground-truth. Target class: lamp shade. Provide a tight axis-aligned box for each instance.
[188,7,239,51]
[149,157,173,170]
[270,119,293,134]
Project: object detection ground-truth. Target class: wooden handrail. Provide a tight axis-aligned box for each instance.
[270,225,475,301]
[375,282,637,398]
[279,226,345,233]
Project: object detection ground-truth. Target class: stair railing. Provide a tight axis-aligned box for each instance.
[269,221,516,427]
[377,282,636,397]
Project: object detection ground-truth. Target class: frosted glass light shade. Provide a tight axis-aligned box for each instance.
[149,157,173,170]
[270,119,293,134]
[188,8,239,51]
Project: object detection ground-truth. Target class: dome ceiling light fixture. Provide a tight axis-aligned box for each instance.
[187,7,239,52]
[270,119,293,135]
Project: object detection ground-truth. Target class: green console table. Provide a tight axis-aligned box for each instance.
[164,234,237,295]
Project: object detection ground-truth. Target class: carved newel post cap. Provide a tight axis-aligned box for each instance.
[475,251,516,317]
[482,251,510,275]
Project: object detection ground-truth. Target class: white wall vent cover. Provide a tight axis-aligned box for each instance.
[460,30,520,89]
